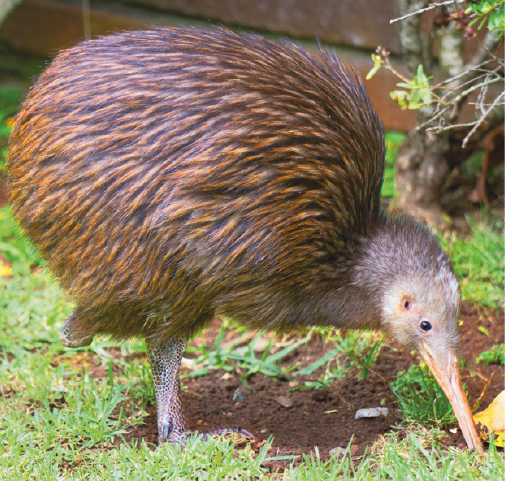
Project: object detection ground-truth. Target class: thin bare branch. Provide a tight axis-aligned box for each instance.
[427,121,479,133]
[415,106,451,130]
[468,29,503,68]
[462,90,505,147]
[390,0,465,24]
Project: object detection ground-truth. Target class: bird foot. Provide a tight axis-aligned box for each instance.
[60,317,94,348]
[159,424,254,445]
[198,426,255,442]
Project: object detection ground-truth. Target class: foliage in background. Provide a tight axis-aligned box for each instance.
[390,363,458,428]
[475,343,505,365]
[382,131,405,198]
[367,0,504,148]
[0,89,21,172]
[466,0,505,34]
[440,218,504,308]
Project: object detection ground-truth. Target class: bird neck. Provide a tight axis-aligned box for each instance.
[315,213,415,331]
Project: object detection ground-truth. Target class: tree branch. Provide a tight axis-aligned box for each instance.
[390,0,465,24]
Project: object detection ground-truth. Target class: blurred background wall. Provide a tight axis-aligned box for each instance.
[1,0,422,132]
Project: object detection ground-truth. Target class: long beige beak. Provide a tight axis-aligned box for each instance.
[420,345,483,452]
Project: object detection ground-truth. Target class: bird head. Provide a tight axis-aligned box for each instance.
[356,215,482,451]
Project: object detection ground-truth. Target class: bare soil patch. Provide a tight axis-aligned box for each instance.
[115,303,503,468]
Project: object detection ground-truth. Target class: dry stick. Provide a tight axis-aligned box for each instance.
[420,73,502,129]
[416,106,450,130]
[390,0,465,24]
[353,357,390,385]
[427,120,480,132]
[332,390,355,411]
[471,370,495,411]
[462,91,505,147]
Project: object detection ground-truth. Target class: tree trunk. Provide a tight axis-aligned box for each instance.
[393,1,464,220]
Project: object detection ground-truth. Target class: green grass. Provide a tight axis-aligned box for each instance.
[390,363,458,428]
[282,432,504,481]
[0,89,22,171]
[184,325,385,390]
[475,344,505,366]
[381,131,405,198]
[440,218,504,308]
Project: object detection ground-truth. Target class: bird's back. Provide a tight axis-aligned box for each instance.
[8,27,385,339]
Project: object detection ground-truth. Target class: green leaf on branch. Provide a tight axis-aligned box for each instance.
[466,0,505,36]
[390,65,432,109]
[366,53,384,80]
[390,90,408,108]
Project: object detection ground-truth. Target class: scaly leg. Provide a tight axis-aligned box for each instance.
[60,313,94,348]
[147,337,190,444]
[147,337,254,444]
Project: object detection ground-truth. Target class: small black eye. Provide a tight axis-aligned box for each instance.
[420,320,432,332]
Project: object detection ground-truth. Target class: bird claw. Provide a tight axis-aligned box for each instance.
[198,426,255,442]
[161,422,173,443]
[158,425,254,445]
[60,315,94,348]
[59,330,94,348]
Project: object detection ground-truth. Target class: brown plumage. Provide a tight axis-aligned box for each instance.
[8,27,384,341]
[7,27,482,450]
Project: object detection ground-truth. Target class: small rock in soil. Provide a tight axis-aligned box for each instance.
[355,407,389,419]
[329,447,343,457]
[232,387,243,404]
[276,395,294,408]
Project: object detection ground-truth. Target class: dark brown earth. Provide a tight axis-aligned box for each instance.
[116,303,503,468]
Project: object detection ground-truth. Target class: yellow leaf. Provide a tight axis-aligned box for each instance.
[473,390,505,447]
[0,264,12,276]
[495,432,505,448]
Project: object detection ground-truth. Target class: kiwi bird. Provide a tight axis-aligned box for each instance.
[7,27,481,450]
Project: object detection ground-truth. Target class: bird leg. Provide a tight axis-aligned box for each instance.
[147,337,191,444]
[59,313,94,348]
[147,337,254,445]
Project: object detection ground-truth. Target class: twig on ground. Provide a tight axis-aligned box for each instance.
[471,370,495,411]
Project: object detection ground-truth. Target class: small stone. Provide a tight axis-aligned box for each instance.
[276,395,294,408]
[329,447,343,457]
[355,407,389,419]
[232,387,244,404]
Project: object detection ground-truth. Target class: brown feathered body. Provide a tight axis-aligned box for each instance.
[10,28,402,343]
[9,28,485,452]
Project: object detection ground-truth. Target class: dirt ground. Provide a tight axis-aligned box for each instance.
[118,303,503,469]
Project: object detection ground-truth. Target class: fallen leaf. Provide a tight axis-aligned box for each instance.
[473,390,505,447]
[0,264,12,277]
